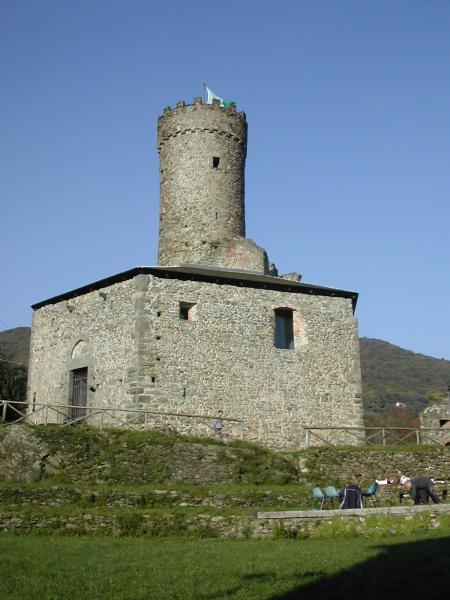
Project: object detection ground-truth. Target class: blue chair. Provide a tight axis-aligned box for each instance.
[323,485,339,507]
[312,486,325,509]
[362,481,378,506]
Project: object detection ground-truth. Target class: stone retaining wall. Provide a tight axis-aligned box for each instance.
[300,447,450,484]
[0,486,307,509]
[1,505,449,539]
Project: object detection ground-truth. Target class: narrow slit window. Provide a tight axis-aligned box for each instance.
[212,156,220,168]
[274,308,294,349]
[179,302,196,321]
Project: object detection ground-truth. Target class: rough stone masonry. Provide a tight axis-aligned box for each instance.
[27,97,364,450]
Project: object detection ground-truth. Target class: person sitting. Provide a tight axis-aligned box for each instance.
[404,476,440,505]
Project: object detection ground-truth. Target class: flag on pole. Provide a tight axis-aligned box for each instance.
[204,85,236,107]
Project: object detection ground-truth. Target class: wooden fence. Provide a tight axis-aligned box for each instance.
[304,426,448,447]
[1,400,448,447]
[0,400,246,440]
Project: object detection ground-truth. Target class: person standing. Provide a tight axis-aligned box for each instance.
[405,477,441,504]
[211,410,224,440]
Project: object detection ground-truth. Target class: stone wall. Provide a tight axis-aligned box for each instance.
[28,269,363,449]
[1,506,449,539]
[299,447,450,484]
[28,279,136,418]
[133,273,363,450]
[420,401,450,445]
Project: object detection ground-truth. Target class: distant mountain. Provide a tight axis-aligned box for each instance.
[1,328,449,418]
[360,337,450,415]
[0,327,30,367]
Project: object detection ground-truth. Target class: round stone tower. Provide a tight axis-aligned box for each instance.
[157,97,268,272]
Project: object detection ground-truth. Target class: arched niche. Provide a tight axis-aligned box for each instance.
[72,339,89,358]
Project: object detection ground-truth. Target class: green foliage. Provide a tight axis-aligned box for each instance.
[360,337,450,415]
[0,328,29,416]
[0,327,30,367]
[32,425,174,484]
[117,513,144,536]
[0,354,27,405]
[427,390,446,405]
[29,425,299,486]
[271,523,297,539]
[228,447,298,484]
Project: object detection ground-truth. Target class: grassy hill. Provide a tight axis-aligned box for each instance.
[1,327,449,418]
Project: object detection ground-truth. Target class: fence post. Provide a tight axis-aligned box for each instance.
[1,401,7,422]
[100,410,104,430]
[240,422,244,439]
[44,405,49,426]
[382,428,386,446]
[144,411,148,429]
[416,429,420,445]
[305,428,310,448]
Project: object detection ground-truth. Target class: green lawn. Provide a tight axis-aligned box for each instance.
[1,533,449,599]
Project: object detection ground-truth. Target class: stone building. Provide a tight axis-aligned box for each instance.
[420,388,450,446]
[27,97,364,450]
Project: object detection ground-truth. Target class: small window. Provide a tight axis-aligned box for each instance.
[180,302,196,321]
[212,156,220,168]
[274,308,294,349]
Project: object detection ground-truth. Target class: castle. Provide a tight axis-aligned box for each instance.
[27,97,364,450]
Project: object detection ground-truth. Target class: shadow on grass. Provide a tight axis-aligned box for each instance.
[269,536,450,599]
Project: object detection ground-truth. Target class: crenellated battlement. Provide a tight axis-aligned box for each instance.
[157,97,247,150]
[158,97,245,119]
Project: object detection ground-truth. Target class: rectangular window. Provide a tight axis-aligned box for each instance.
[212,156,220,168]
[179,302,196,321]
[274,308,294,349]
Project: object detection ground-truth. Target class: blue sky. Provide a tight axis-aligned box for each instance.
[1,0,449,360]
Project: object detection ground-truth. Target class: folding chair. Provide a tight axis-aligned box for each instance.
[312,486,325,509]
[362,481,378,506]
[323,485,339,508]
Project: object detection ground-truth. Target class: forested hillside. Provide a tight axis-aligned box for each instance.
[0,328,29,412]
[0,327,30,366]
[360,337,450,415]
[1,328,449,420]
